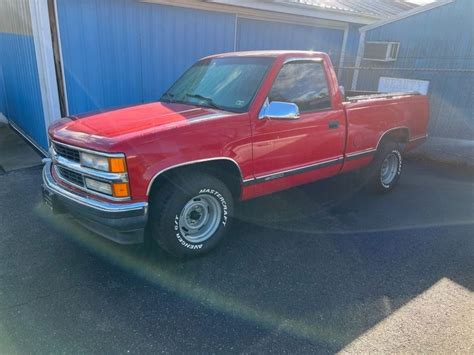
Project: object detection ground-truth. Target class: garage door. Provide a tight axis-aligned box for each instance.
[236,17,345,67]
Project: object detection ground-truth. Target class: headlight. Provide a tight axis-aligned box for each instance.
[84,177,113,195]
[84,178,130,198]
[80,152,127,173]
[80,152,109,171]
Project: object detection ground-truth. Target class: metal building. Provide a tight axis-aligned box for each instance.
[0,0,417,152]
[352,0,473,140]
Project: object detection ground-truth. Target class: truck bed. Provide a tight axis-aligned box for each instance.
[342,92,430,165]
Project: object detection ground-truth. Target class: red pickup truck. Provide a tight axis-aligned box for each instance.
[43,51,429,257]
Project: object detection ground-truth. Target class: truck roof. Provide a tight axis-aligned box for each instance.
[204,50,327,59]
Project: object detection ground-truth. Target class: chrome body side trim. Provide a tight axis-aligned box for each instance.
[146,157,244,196]
[43,161,148,214]
[408,134,428,142]
[243,156,344,186]
[345,148,377,160]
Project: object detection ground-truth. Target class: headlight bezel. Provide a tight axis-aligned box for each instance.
[79,152,128,173]
[78,152,130,198]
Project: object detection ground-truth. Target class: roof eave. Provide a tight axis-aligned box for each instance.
[360,0,455,32]
[206,0,382,24]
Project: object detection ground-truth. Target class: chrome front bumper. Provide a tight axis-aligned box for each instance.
[42,160,148,244]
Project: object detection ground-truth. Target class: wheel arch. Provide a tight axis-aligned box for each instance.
[147,158,243,200]
[376,126,410,150]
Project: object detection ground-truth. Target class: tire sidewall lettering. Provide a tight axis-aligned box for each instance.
[173,187,229,250]
[199,188,228,226]
[174,215,203,250]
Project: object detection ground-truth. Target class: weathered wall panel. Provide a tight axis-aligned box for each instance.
[57,0,353,116]
[237,17,344,68]
[56,0,236,115]
[0,0,47,148]
[356,0,473,139]
[0,66,6,115]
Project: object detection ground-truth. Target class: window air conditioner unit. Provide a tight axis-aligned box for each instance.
[363,41,400,62]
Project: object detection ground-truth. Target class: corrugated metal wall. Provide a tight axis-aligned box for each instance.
[56,0,236,115]
[356,0,473,140]
[236,17,344,66]
[0,0,47,148]
[56,0,353,116]
[0,65,6,115]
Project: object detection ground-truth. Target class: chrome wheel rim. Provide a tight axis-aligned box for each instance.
[178,194,222,243]
[380,152,399,186]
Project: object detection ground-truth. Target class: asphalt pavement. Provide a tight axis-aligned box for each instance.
[0,161,473,353]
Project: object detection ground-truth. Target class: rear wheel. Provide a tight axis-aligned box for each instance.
[365,140,403,193]
[147,171,233,257]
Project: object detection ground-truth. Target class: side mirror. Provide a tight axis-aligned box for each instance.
[259,101,300,120]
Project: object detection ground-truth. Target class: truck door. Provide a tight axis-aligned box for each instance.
[250,59,345,189]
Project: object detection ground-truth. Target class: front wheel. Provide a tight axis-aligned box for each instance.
[148,172,233,257]
[366,140,403,193]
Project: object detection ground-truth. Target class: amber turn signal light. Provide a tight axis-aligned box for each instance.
[112,183,130,198]
[109,157,127,173]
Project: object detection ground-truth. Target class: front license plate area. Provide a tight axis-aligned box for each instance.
[42,186,54,210]
[42,186,65,214]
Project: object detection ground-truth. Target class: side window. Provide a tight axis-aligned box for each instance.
[268,61,332,112]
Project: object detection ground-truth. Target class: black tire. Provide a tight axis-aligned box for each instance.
[365,140,403,193]
[147,171,233,258]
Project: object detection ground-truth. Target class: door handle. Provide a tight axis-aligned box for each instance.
[328,120,340,129]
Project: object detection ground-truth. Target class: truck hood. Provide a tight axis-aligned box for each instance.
[49,102,231,147]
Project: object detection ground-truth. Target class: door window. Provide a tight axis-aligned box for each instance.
[268,61,331,112]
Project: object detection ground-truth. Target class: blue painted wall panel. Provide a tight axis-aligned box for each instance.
[237,18,344,68]
[56,0,236,115]
[0,65,6,115]
[0,33,47,148]
[357,0,473,139]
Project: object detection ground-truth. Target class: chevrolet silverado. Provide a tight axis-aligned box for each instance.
[43,51,429,257]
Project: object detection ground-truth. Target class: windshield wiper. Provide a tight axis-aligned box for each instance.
[160,92,175,103]
[185,93,222,110]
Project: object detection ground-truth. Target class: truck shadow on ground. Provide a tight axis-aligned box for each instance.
[37,162,473,351]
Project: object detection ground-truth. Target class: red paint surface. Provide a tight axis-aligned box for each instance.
[49,51,429,203]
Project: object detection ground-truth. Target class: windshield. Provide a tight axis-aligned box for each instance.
[160,57,274,112]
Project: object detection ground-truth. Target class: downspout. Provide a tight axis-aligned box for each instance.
[337,24,349,78]
[351,30,365,90]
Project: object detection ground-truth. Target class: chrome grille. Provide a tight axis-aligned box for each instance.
[57,166,84,187]
[50,141,130,201]
[53,142,80,163]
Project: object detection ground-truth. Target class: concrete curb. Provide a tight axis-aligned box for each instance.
[404,137,474,172]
